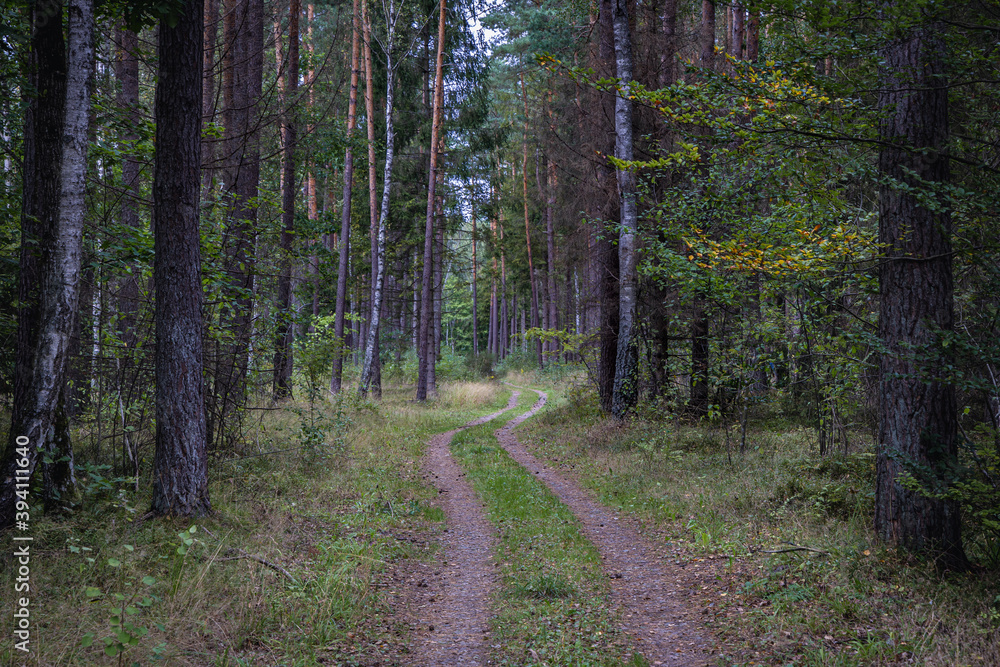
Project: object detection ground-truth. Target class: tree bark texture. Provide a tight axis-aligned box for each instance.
[520,74,542,368]
[0,0,94,526]
[151,0,211,516]
[417,0,446,401]
[875,24,966,569]
[359,8,400,398]
[211,0,262,445]
[362,0,381,397]
[611,0,638,420]
[596,0,619,413]
[331,0,360,394]
[273,0,299,399]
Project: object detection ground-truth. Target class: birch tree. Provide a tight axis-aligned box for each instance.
[359,0,415,397]
[610,0,638,419]
[0,0,93,527]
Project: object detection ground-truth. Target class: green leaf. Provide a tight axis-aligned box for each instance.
[105,643,120,658]
[107,558,121,568]
[85,586,102,598]
[81,632,94,647]
[142,575,157,586]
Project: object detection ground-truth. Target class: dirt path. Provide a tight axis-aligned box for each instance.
[497,387,712,667]
[405,391,522,666]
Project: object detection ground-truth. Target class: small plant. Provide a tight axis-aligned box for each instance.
[80,548,161,664]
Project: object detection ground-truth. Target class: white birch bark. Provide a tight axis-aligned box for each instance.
[611,0,638,419]
[359,0,407,397]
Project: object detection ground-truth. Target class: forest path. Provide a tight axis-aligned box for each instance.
[498,385,711,666]
[406,390,522,666]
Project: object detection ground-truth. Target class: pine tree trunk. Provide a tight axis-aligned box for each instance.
[874,22,967,569]
[151,0,211,516]
[273,0,299,399]
[330,0,360,394]
[700,0,715,70]
[471,185,479,356]
[417,0,446,401]
[611,0,639,419]
[214,0,262,443]
[202,0,219,197]
[546,155,558,359]
[595,0,619,413]
[361,0,381,396]
[520,75,542,368]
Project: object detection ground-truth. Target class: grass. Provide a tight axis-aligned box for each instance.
[0,379,510,666]
[449,388,648,667]
[516,377,1000,667]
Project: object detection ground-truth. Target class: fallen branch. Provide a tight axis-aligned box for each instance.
[201,527,298,584]
[755,544,831,557]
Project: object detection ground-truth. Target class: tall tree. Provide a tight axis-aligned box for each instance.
[273,0,300,399]
[520,73,542,368]
[595,0,619,412]
[874,19,967,569]
[416,0,447,401]
[151,0,211,516]
[361,0,381,397]
[211,0,263,444]
[330,0,361,394]
[0,0,94,527]
[359,0,405,398]
[610,0,638,419]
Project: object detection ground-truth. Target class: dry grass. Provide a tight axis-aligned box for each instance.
[437,380,500,409]
[517,383,1000,667]
[0,380,511,666]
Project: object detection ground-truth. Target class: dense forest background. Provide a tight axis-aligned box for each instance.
[3,0,1000,571]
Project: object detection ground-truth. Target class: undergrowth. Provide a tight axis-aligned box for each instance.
[517,380,1000,667]
[0,380,509,666]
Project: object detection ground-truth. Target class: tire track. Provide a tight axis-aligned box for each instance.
[409,391,521,666]
[497,386,711,666]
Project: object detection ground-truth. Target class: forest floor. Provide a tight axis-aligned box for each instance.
[2,370,1000,666]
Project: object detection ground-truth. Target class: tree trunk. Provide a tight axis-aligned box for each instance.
[417,0,446,401]
[546,154,558,358]
[359,2,401,398]
[731,3,744,60]
[658,0,677,88]
[875,23,967,569]
[273,0,299,399]
[596,0,619,413]
[520,74,542,368]
[699,0,715,70]
[213,0,262,445]
[611,0,638,420]
[0,0,95,525]
[151,0,211,516]
[470,184,479,356]
[202,0,219,197]
[361,0,381,397]
[330,0,360,394]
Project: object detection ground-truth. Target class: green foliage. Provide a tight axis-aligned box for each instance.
[77,543,167,665]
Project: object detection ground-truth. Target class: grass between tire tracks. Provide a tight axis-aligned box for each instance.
[450,388,649,667]
[0,382,511,666]
[515,377,1000,667]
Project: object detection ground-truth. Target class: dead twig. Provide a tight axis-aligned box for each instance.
[201,527,299,584]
